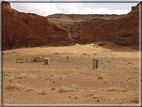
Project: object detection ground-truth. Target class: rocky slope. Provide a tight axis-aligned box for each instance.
[47,14,125,39]
[79,3,139,47]
[2,2,72,50]
[2,1,140,50]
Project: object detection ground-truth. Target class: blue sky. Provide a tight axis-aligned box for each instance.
[4,0,140,16]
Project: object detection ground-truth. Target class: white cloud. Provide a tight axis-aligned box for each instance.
[8,2,137,16]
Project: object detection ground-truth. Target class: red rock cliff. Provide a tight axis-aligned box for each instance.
[80,3,139,46]
[2,2,72,50]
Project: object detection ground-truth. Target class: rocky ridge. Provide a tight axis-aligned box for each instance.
[2,2,73,50]
[2,2,140,50]
[79,3,139,47]
[47,14,125,39]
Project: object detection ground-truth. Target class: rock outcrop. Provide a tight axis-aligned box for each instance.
[2,1,140,50]
[64,18,108,39]
[2,2,72,50]
[47,14,125,40]
[80,3,139,46]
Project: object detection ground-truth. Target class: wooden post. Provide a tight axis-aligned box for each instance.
[45,58,50,65]
[39,57,41,62]
[67,56,69,60]
[92,58,99,70]
[42,58,44,62]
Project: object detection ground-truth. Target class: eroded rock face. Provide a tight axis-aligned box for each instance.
[80,3,139,46]
[47,14,125,40]
[66,18,108,39]
[2,2,72,50]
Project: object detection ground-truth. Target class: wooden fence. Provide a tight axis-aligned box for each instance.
[3,57,45,63]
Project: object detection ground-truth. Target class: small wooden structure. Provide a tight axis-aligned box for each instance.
[16,59,23,63]
[92,58,99,70]
[31,57,42,62]
[44,58,50,65]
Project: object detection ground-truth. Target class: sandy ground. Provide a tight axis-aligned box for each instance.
[2,42,140,105]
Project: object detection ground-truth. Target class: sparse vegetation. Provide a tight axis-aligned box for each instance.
[97,74,104,80]
[5,83,26,90]
[54,52,59,55]
[130,93,139,103]
[15,73,35,79]
[59,86,75,92]
[39,89,48,95]
[74,96,79,99]
[108,87,128,92]
[3,42,139,104]
[51,87,56,90]
[25,88,35,92]
[3,73,11,76]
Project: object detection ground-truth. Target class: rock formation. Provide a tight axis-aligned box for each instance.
[47,14,125,40]
[80,3,139,47]
[2,2,72,50]
[2,1,140,50]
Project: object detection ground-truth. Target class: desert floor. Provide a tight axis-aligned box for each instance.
[2,42,140,105]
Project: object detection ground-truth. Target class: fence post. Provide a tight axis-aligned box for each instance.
[39,57,40,62]
[26,58,28,62]
[42,58,43,62]
[92,58,99,70]
[44,58,50,65]
[67,56,69,60]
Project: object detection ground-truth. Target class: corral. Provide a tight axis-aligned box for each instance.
[3,42,139,104]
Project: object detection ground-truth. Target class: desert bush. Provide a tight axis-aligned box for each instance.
[108,86,128,92]
[97,74,104,80]
[51,87,56,90]
[25,88,35,92]
[130,93,139,103]
[74,96,79,99]
[59,86,74,92]
[54,52,59,55]
[8,78,13,83]
[3,73,11,76]
[130,97,139,103]
[39,89,48,95]
[70,84,78,89]
[15,73,35,79]
[5,83,26,90]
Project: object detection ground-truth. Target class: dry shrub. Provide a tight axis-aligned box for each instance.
[39,89,48,95]
[130,92,139,103]
[130,96,139,103]
[3,73,11,76]
[97,74,104,80]
[25,88,35,92]
[70,84,79,89]
[5,83,26,90]
[74,96,79,99]
[59,86,74,92]
[15,73,35,79]
[59,84,79,92]
[108,87,128,92]
[5,83,35,92]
